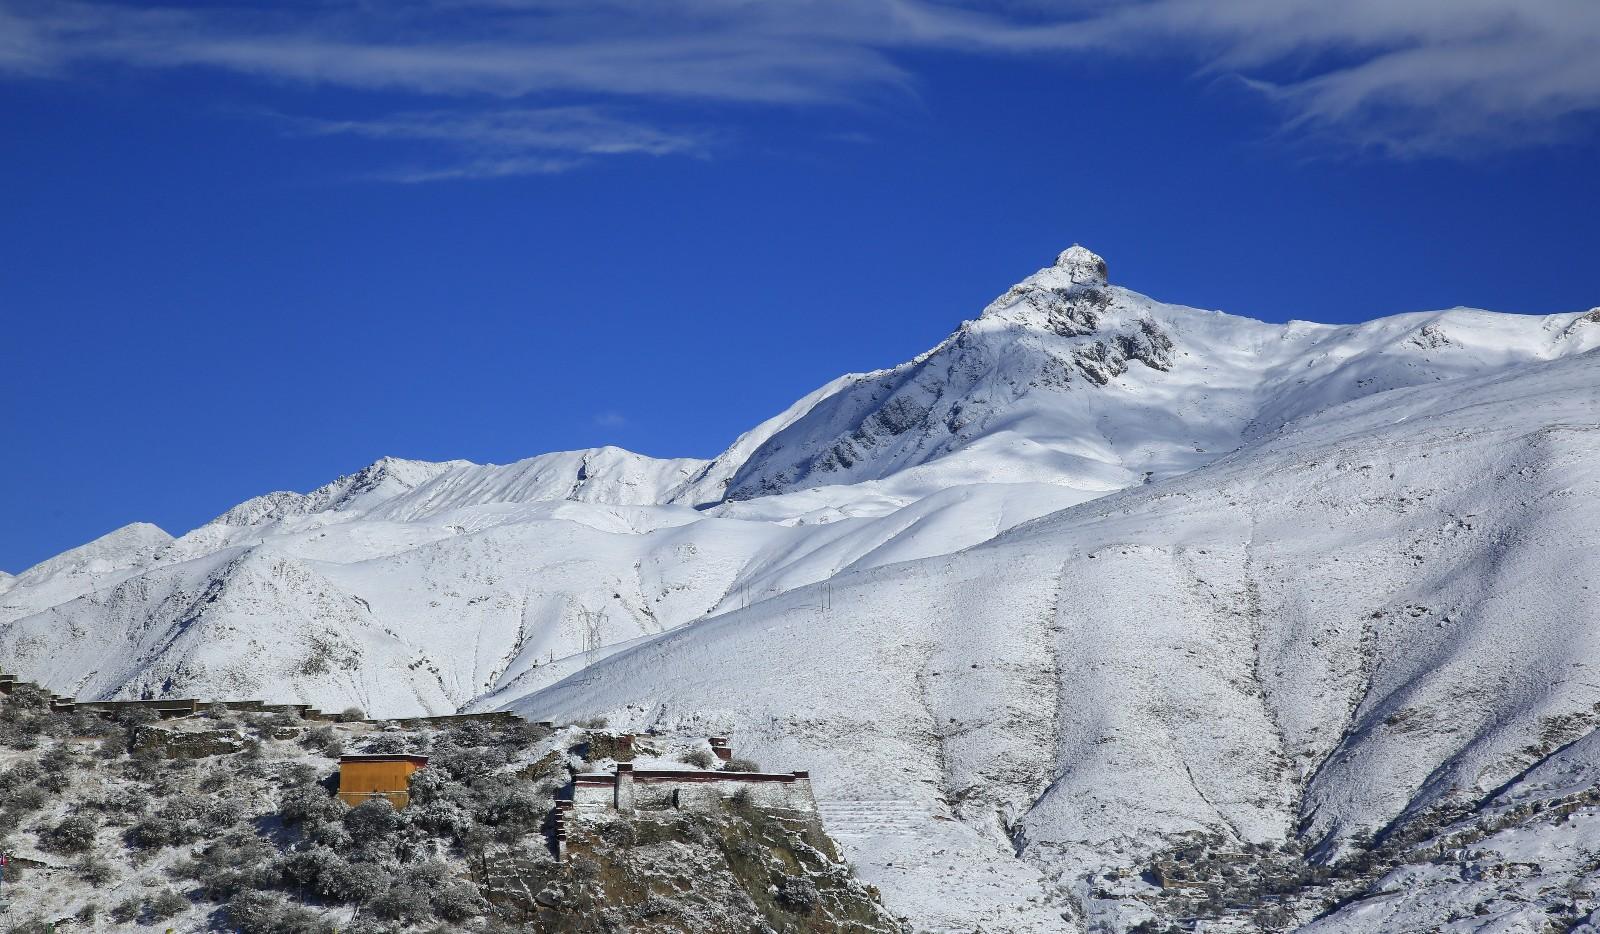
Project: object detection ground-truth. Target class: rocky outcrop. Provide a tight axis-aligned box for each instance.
[1073,317,1177,384]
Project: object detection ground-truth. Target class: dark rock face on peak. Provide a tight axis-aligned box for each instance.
[1072,318,1176,385]
[1003,282,1113,338]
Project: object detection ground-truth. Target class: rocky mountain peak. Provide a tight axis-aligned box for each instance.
[1055,244,1108,286]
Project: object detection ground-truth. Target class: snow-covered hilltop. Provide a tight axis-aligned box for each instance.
[4,246,1595,714]
[4,246,1598,932]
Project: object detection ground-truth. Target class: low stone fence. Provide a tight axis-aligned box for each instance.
[386,712,522,729]
[0,670,527,728]
[571,764,817,816]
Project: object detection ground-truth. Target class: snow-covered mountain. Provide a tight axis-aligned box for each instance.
[4,246,1594,714]
[4,245,1597,931]
[508,347,1600,932]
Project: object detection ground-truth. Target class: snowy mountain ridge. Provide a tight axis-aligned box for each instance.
[511,347,1600,932]
[5,246,1596,715]
[3,245,1598,931]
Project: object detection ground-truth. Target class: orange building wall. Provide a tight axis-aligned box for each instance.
[338,760,423,808]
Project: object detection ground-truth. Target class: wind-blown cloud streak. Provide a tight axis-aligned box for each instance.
[4,0,1598,165]
[285,107,710,181]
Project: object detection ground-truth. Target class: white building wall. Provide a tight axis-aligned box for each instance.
[572,778,614,813]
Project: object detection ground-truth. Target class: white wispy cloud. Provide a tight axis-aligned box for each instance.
[4,0,1598,159]
[285,106,710,180]
[1063,0,1600,155]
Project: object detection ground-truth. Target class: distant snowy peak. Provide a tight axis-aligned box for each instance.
[11,522,172,587]
[355,446,709,521]
[210,456,465,527]
[207,448,711,530]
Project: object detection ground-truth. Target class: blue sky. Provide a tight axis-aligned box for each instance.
[3,0,1599,571]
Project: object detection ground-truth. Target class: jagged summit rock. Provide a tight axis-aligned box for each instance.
[1055,244,1108,286]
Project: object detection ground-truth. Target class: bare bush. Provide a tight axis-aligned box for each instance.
[147,889,189,920]
[110,896,142,923]
[777,875,820,914]
[225,890,323,934]
[75,855,116,887]
[39,814,98,854]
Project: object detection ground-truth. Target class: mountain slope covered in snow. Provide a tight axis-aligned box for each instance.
[507,348,1600,932]
[4,246,1594,717]
[3,246,1598,931]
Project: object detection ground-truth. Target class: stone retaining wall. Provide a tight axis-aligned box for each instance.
[570,765,817,816]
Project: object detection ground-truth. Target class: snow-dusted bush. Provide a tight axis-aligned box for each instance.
[407,770,477,842]
[508,719,553,747]
[37,744,76,775]
[127,814,192,849]
[109,896,142,924]
[298,724,343,757]
[74,855,115,887]
[187,834,280,900]
[128,795,243,849]
[225,890,323,934]
[8,783,48,817]
[56,709,118,740]
[344,796,406,849]
[448,720,493,746]
[119,746,163,782]
[777,875,821,913]
[0,702,46,747]
[84,787,136,827]
[0,760,42,791]
[429,874,488,922]
[113,706,159,730]
[147,889,189,920]
[280,845,387,903]
[367,882,432,924]
[299,724,335,748]
[428,741,511,781]
[363,731,409,754]
[39,814,97,853]
[723,756,761,772]
[203,703,238,729]
[280,779,347,828]
[683,749,716,769]
[471,776,545,834]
